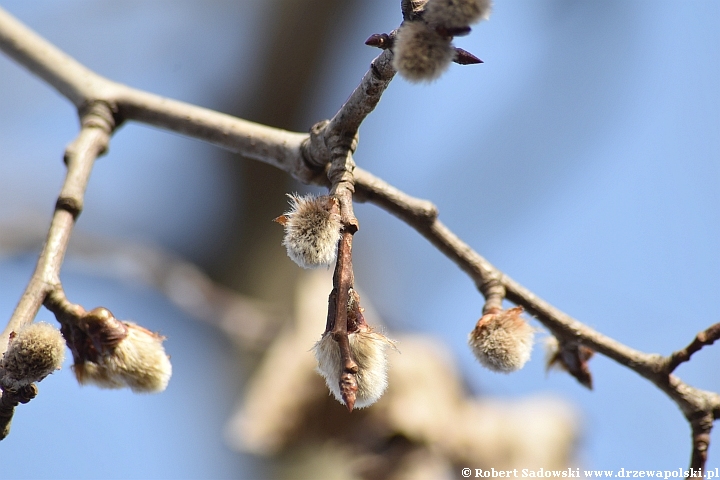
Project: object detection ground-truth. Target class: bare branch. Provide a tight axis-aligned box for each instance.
[0,7,112,106]
[0,384,37,440]
[304,49,396,171]
[353,167,720,426]
[113,86,318,183]
[0,6,318,185]
[665,323,720,374]
[0,102,114,357]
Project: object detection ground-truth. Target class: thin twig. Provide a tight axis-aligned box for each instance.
[0,102,115,356]
[328,230,359,411]
[0,103,113,440]
[304,50,396,171]
[665,323,720,374]
[353,166,720,461]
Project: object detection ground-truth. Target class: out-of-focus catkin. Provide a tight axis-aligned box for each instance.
[468,307,534,373]
[424,0,492,29]
[279,194,342,269]
[73,322,171,393]
[314,326,395,409]
[0,322,65,390]
[392,21,455,83]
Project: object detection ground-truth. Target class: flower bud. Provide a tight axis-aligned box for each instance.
[468,306,534,373]
[392,21,455,83]
[314,326,395,409]
[1,322,65,390]
[73,322,171,393]
[279,194,342,269]
[424,0,492,29]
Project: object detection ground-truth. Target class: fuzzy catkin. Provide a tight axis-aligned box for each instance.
[1,322,65,390]
[468,307,534,373]
[314,327,395,409]
[392,21,455,83]
[424,0,491,29]
[73,322,171,393]
[281,194,342,269]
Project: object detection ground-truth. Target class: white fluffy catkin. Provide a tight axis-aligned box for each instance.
[281,194,342,269]
[392,21,455,83]
[73,322,171,393]
[424,0,492,29]
[468,307,534,373]
[0,322,65,390]
[313,327,395,409]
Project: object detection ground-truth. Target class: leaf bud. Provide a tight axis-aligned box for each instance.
[392,21,455,83]
[279,194,342,269]
[313,326,396,409]
[468,306,534,373]
[1,322,65,390]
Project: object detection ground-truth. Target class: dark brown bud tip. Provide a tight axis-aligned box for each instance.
[365,33,392,49]
[340,371,358,412]
[454,48,483,65]
[82,307,129,351]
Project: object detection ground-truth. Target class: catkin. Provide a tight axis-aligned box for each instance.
[468,307,534,373]
[73,322,171,393]
[424,0,491,29]
[281,194,342,269]
[392,21,455,83]
[314,327,395,409]
[1,322,65,390]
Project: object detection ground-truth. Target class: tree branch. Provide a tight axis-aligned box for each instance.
[1,5,718,464]
[0,7,110,106]
[0,102,114,356]
[353,167,720,466]
[665,323,720,374]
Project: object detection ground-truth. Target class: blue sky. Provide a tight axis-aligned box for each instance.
[0,1,719,477]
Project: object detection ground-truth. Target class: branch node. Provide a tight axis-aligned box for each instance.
[78,100,117,134]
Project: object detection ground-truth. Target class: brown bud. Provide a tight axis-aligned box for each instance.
[545,336,594,389]
[453,47,483,65]
[81,307,129,352]
[365,33,393,49]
